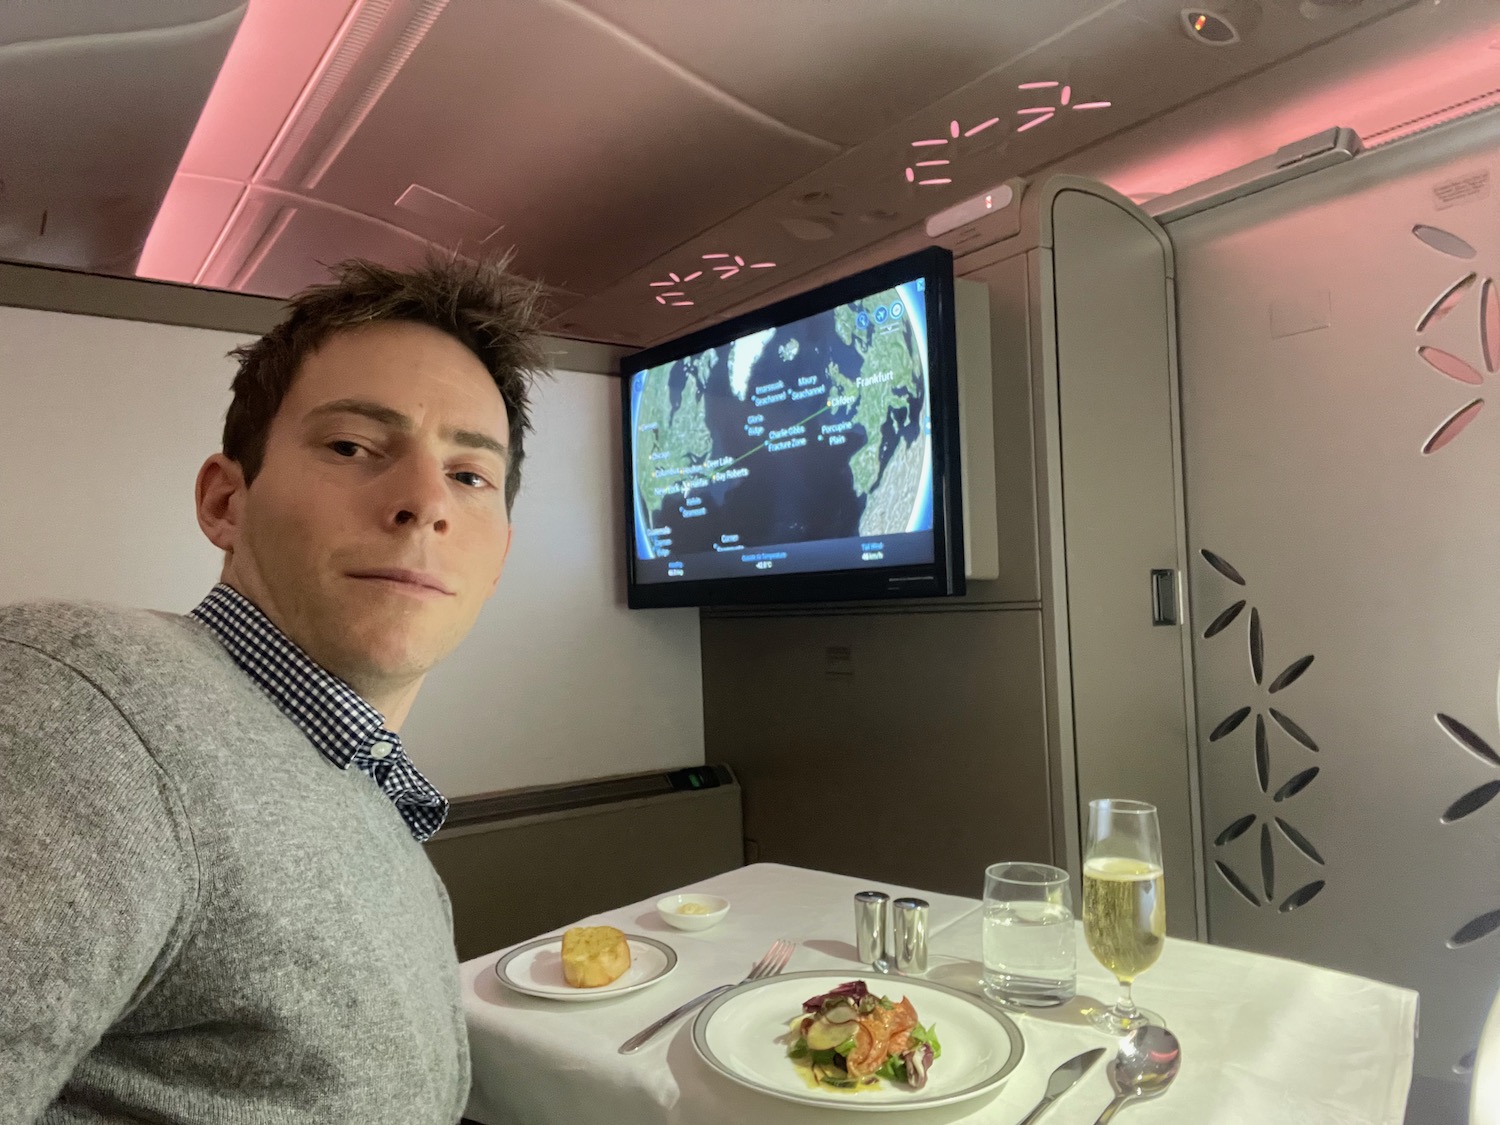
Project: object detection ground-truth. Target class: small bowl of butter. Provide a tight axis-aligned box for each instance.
[656,893,730,931]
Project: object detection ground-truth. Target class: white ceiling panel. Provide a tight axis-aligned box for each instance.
[0,3,246,273]
[561,0,1436,345]
[296,0,843,296]
[232,203,433,298]
[567,0,1124,146]
[0,0,244,47]
[6,0,1500,348]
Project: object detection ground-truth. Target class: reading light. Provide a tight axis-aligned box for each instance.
[1182,10,1239,44]
[925,181,1017,238]
[1179,3,1261,45]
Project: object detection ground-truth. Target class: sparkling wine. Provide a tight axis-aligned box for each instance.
[1083,856,1165,983]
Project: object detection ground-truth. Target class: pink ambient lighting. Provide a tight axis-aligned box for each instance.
[911,138,948,147]
[905,167,916,182]
[1424,399,1484,454]
[1016,112,1054,133]
[918,178,953,186]
[648,253,768,301]
[1073,101,1112,111]
[915,159,951,167]
[964,117,1000,137]
[1019,80,1059,90]
[1100,29,1500,206]
[137,0,357,284]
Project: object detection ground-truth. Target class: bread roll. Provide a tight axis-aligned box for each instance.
[561,925,631,988]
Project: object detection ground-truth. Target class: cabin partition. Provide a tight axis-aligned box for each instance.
[1167,107,1500,1121]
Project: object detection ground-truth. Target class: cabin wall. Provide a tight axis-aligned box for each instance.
[0,288,704,797]
[698,239,1056,900]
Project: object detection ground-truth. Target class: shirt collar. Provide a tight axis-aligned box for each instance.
[190,583,447,840]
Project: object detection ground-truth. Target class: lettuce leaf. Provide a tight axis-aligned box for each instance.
[801,981,870,1013]
[909,1022,942,1058]
[875,1055,909,1083]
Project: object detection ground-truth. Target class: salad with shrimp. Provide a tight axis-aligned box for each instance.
[786,981,942,1092]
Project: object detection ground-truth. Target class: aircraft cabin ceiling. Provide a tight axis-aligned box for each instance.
[2,0,1498,348]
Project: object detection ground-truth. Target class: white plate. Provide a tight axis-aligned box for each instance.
[692,970,1024,1112]
[494,934,677,1002]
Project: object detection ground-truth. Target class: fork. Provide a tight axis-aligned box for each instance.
[618,938,796,1054]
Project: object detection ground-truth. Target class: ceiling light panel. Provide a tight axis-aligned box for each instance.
[901,82,1112,186]
[645,252,777,307]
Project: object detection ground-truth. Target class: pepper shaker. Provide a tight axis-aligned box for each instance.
[854,890,890,972]
[892,897,929,975]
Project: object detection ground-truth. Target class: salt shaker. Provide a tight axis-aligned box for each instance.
[853,890,890,971]
[892,897,929,975]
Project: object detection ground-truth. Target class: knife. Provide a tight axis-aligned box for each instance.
[1014,1047,1107,1125]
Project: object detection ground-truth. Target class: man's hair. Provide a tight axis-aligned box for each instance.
[224,255,550,513]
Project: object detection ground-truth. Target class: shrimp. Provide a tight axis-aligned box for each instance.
[844,997,918,1078]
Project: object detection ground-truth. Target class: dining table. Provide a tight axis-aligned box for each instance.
[459,862,1417,1124]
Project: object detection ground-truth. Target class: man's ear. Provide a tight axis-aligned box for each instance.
[196,454,247,554]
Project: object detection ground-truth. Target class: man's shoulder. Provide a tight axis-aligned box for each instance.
[0,598,215,680]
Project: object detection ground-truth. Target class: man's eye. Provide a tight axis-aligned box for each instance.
[328,440,362,457]
[452,471,490,489]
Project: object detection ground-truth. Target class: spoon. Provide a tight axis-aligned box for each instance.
[1092,1025,1182,1124]
[1015,1047,1106,1124]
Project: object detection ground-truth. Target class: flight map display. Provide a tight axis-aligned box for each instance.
[629,279,935,585]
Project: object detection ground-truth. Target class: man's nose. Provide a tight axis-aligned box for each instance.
[383,452,450,534]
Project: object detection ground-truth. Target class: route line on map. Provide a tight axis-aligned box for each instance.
[718,399,836,471]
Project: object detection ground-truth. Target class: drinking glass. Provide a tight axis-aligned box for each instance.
[1082,799,1166,1033]
[981,862,1076,1007]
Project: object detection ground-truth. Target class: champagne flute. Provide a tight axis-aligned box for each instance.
[1082,799,1166,1033]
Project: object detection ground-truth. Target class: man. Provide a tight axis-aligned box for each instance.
[0,257,549,1123]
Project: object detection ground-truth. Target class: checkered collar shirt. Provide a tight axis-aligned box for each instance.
[190,583,448,842]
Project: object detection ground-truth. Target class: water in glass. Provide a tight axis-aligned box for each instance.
[981,862,1075,1007]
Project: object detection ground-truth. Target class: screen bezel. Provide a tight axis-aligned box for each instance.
[619,245,965,610]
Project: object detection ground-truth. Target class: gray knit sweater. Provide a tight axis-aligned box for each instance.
[0,601,469,1124]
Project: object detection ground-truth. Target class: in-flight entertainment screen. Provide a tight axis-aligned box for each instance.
[621,247,963,608]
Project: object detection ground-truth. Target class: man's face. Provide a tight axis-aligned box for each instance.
[221,321,513,696]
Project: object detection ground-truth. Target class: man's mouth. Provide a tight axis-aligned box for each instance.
[347,569,455,596]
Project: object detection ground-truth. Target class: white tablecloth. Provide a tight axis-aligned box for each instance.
[460,863,1416,1125]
